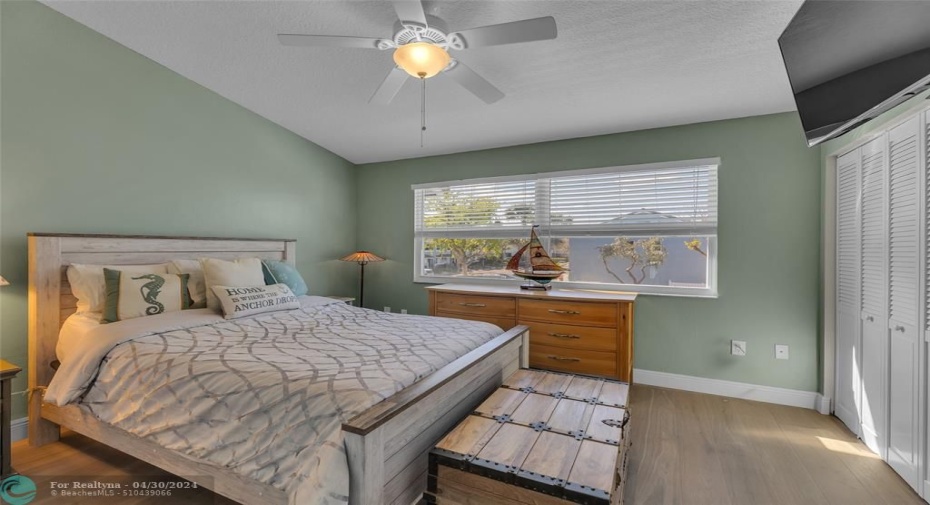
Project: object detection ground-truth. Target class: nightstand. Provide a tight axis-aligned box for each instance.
[1,359,21,478]
[326,296,356,305]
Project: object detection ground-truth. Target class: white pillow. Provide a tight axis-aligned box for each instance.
[211,284,300,319]
[168,259,206,308]
[67,263,169,314]
[201,257,265,312]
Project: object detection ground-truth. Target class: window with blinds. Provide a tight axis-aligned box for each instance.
[413,158,719,296]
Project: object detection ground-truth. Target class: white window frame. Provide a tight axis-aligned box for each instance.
[412,158,720,297]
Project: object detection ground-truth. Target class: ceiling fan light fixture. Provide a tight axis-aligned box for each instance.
[393,42,450,79]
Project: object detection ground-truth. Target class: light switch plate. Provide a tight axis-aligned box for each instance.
[775,344,789,360]
[731,340,747,356]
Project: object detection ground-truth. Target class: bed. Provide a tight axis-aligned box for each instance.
[27,233,529,505]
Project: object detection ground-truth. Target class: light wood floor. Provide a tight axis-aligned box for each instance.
[10,385,926,505]
[626,386,925,505]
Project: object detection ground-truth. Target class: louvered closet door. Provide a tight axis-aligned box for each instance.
[886,117,922,490]
[860,136,888,458]
[835,149,862,434]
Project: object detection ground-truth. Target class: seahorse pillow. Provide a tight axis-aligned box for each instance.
[211,284,300,320]
[167,259,207,309]
[67,263,170,314]
[101,268,192,323]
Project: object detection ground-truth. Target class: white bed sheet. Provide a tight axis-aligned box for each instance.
[46,296,502,504]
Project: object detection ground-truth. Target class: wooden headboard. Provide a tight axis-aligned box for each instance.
[27,233,296,443]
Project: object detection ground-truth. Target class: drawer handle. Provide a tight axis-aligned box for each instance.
[548,309,581,315]
[548,332,581,339]
[458,302,487,307]
[547,355,581,362]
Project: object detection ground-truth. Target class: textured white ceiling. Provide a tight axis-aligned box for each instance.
[42,0,803,164]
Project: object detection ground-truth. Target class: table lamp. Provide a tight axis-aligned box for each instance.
[339,251,384,308]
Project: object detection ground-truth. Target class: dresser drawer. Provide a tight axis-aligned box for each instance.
[525,321,617,351]
[519,299,617,327]
[435,292,515,318]
[530,344,617,377]
[434,310,516,331]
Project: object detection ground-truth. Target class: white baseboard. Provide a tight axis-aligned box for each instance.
[634,368,829,413]
[816,394,832,415]
[11,417,27,442]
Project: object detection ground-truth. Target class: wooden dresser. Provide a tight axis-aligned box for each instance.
[426,284,636,382]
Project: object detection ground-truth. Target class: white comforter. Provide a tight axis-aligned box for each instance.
[45,296,502,504]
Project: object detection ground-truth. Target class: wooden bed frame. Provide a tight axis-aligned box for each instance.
[27,233,529,505]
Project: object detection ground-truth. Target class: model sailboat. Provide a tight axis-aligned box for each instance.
[506,225,567,290]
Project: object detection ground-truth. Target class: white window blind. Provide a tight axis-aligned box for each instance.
[548,164,717,236]
[414,159,718,238]
[414,179,537,238]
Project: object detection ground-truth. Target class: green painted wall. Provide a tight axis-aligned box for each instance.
[0,0,358,419]
[357,113,823,392]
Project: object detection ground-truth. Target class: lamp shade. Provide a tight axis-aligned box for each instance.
[0,276,8,287]
[339,251,385,264]
[393,42,451,79]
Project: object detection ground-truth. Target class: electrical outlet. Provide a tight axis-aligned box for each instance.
[400,309,408,314]
[775,344,789,360]
[731,340,747,356]
[384,306,391,312]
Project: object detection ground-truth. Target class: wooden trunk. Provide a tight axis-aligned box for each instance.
[427,369,631,505]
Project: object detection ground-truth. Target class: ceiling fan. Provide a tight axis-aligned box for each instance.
[277,0,557,105]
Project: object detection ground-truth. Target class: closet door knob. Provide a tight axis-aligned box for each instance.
[895,325,906,332]
[866,316,874,322]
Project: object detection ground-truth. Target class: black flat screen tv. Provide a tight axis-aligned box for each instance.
[779,0,930,147]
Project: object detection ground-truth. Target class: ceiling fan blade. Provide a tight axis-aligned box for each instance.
[451,16,557,48]
[444,61,504,104]
[277,34,383,49]
[370,67,410,104]
[391,0,428,26]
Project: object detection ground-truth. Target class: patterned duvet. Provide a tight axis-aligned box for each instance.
[46,297,502,504]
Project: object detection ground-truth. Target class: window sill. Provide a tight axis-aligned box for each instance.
[412,275,718,299]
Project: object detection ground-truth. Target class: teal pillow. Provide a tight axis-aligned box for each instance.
[261,260,308,296]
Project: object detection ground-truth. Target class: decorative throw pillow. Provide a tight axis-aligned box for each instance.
[167,259,207,308]
[201,257,266,312]
[211,284,300,320]
[67,263,169,314]
[101,269,191,323]
[261,260,308,296]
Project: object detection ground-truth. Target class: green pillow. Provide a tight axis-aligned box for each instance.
[261,260,308,296]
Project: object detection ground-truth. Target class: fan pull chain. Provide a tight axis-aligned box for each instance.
[420,77,427,148]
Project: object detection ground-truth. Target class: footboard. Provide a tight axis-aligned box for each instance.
[342,325,529,505]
